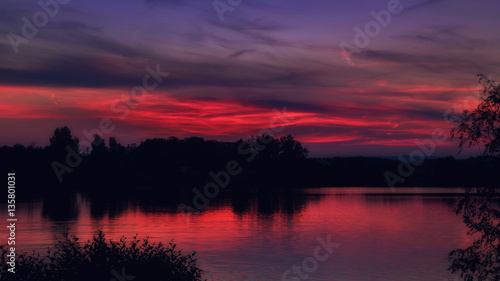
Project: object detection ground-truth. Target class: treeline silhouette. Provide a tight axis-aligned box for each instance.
[0,126,498,197]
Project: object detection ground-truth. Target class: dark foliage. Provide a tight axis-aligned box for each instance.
[448,187,500,281]
[0,127,499,199]
[448,74,500,281]
[0,230,205,281]
[452,74,500,156]
[0,128,312,196]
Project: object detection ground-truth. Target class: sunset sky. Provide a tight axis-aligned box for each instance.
[1,0,499,157]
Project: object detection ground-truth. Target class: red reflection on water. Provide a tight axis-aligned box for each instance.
[6,189,474,280]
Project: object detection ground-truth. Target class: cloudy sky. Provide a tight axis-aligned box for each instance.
[1,0,499,156]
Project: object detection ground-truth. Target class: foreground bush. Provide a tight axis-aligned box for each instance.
[0,230,206,281]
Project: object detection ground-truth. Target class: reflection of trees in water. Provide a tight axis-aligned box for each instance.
[42,193,78,221]
[230,189,322,217]
[41,192,132,221]
[40,189,321,222]
[448,187,500,281]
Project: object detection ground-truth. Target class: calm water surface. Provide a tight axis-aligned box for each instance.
[5,187,471,280]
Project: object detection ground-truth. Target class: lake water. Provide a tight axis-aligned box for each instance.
[5,187,472,280]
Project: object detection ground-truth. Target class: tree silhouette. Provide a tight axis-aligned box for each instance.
[278,134,309,160]
[50,126,79,151]
[49,126,80,159]
[91,134,107,155]
[109,137,125,153]
[448,187,500,281]
[448,74,500,280]
[452,74,500,156]
[5,125,499,194]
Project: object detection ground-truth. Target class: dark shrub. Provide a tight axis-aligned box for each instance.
[0,230,206,281]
